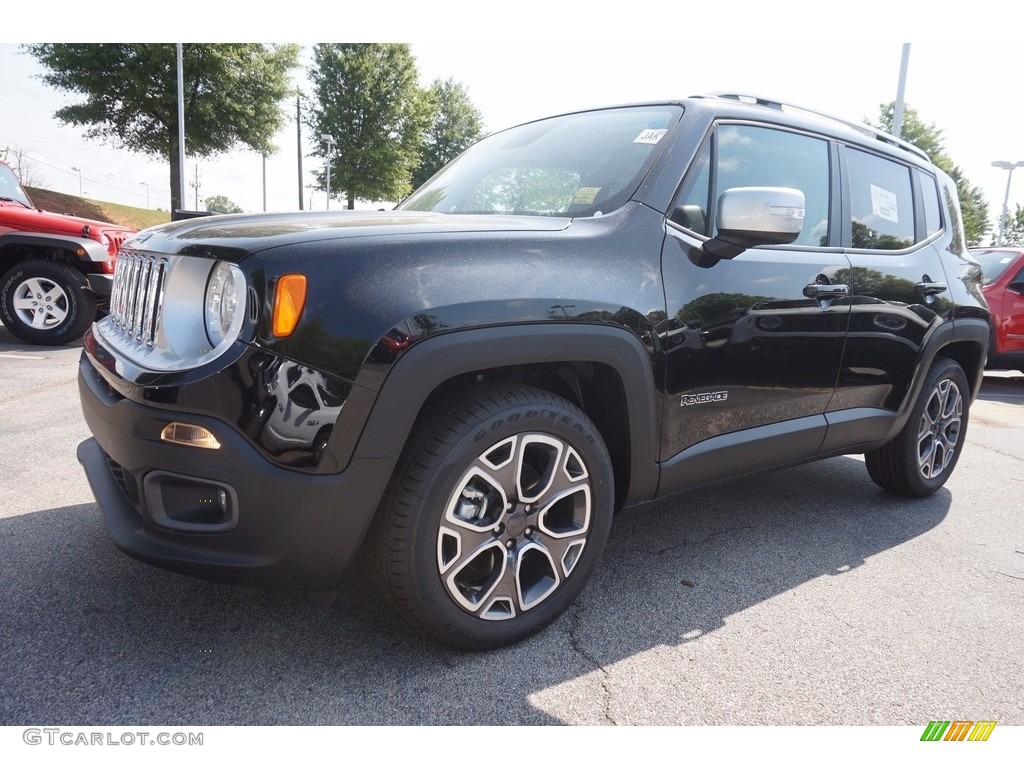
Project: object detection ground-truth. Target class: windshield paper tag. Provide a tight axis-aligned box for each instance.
[634,129,667,145]
[571,187,601,205]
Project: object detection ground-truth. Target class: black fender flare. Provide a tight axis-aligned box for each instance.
[820,316,990,454]
[345,323,661,505]
[0,231,110,263]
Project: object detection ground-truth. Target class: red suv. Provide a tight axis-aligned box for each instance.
[0,159,135,345]
[971,247,1024,372]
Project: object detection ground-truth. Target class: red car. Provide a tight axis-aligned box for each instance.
[971,247,1024,372]
[1,159,135,345]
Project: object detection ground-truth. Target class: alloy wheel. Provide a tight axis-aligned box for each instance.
[437,432,592,620]
[916,377,963,480]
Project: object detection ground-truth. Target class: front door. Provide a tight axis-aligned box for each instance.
[658,122,849,493]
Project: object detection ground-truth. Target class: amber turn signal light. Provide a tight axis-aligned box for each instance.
[272,274,307,337]
[160,422,222,450]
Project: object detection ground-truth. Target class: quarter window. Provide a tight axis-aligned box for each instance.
[917,169,943,238]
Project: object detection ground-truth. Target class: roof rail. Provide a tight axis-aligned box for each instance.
[694,92,930,162]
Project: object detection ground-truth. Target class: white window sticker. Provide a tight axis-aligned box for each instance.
[634,128,667,145]
[571,187,601,205]
[870,184,899,223]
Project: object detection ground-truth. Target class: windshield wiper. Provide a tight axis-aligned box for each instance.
[0,196,32,209]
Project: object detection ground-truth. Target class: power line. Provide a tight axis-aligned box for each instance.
[0,143,171,207]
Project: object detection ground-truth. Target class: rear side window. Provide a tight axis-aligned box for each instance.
[671,124,831,247]
[847,149,915,250]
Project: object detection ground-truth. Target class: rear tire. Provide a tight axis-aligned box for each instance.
[371,383,614,650]
[0,260,96,345]
[865,357,969,497]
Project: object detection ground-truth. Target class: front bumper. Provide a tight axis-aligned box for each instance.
[77,353,394,589]
[86,272,113,296]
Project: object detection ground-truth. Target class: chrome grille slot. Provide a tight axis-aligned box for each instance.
[110,254,167,346]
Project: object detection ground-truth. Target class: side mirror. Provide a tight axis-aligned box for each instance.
[1009,281,1024,295]
[703,187,806,260]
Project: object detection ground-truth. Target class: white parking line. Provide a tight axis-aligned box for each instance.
[0,353,46,360]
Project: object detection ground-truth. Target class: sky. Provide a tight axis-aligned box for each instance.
[1,6,1020,242]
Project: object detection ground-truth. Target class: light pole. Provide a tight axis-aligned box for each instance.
[320,134,335,210]
[71,166,83,197]
[140,181,150,209]
[993,160,1024,246]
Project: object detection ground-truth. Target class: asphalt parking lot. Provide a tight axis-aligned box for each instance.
[1,323,1022,727]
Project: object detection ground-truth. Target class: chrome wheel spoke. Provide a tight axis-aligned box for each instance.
[530,532,588,579]
[443,535,509,614]
[437,523,500,575]
[512,541,560,611]
[21,277,48,296]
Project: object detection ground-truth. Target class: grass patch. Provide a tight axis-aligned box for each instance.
[25,186,171,230]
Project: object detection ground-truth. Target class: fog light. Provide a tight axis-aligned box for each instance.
[160,422,222,450]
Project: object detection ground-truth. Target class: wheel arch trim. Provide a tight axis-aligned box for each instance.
[0,232,110,263]
[349,324,661,504]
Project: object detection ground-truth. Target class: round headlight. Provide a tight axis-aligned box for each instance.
[204,261,246,347]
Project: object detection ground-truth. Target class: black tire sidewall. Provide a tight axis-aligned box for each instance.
[0,261,95,345]
[390,387,614,649]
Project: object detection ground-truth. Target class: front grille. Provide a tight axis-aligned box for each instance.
[108,233,128,254]
[110,254,167,346]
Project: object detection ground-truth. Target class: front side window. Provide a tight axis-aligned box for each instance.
[671,124,831,247]
[847,149,915,250]
[401,106,682,217]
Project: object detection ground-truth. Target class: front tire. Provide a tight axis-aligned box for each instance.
[865,357,969,497]
[371,383,614,650]
[0,260,96,345]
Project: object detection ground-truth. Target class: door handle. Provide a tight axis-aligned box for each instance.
[803,283,850,299]
[914,279,947,296]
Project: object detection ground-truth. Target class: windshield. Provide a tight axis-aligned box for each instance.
[400,105,683,218]
[0,163,33,208]
[971,249,1022,284]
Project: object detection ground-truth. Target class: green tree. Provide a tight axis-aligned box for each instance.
[25,44,299,213]
[205,194,243,214]
[307,44,430,208]
[411,78,484,190]
[873,102,989,246]
[998,204,1024,247]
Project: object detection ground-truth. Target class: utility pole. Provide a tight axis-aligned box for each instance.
[321,134,335,210]
[176,43,186,215]
[993,160,1024,246]
[296,94,304,210]
[190,165,201,210]
[893,43,911,140]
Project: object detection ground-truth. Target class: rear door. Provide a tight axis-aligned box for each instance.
[822,146,953,450]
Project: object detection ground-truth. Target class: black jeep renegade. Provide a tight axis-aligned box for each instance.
[77,94,990,649]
